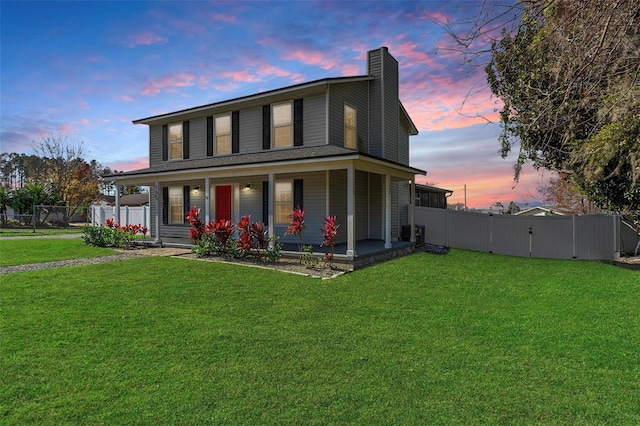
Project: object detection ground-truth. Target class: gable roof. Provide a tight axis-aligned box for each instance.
[133,75,373,125]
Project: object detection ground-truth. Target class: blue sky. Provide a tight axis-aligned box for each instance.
[0,0,549,209]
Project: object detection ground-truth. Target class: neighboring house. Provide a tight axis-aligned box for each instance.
[101,193,150,207]
[515,206,567,216]
[112,47,426,258]
[415,184,452,209]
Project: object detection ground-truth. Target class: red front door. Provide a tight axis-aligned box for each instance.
[215,185,232,221]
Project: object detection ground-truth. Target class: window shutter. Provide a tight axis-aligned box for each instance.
[162,125,168,161]
[206,116,213,156]
[162,187,168,224]
[182,121,190,159]
[183,186,190,224]
[294,98,303,146]
[262,181,269,226]
[294,179,303,211]
[262,105,270,150]
[232,111,239,154]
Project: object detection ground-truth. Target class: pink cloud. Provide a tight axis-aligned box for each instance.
[120,95,135,102]
[211,13,236,23]
[141,72,196,95]
[283,50,338,71]
[126,31,167,48]
[221,69,260,83]
[107,157,150,172]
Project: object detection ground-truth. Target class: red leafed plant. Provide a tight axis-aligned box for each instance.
[236,215,253,257]
[320,215,339,268]
[204,218,234,251]
[285,205,306,257]
[186,206,205,242]
[105,218,116,229]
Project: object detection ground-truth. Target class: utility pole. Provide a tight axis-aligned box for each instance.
[464,184,467,211]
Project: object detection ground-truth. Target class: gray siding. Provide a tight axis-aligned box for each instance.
[189,118,206,160]
[303,93,327,147]
[239,175,268,222]
[149,125,163,166]
[327,82,369,149]
[397,118,410,165]
[355,171,369,240]
[383,51,399,162]
[329,169,348,245]
[239,106,263,153]
[369,174,383,239]
[368,50,383,157]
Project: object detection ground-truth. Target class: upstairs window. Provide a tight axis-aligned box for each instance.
[344,104,357,149]
[272,102,292,148]
[168,123,183,160]
[215,114,231,155]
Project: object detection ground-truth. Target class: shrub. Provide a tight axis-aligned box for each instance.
[285,205,306,259]
[321,216,339,268]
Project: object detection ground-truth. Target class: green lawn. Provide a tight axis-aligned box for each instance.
[0,227,83,237]
[0,238,117,267]
[1,249,639,424]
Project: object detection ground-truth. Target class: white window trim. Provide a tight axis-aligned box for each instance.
[272,101,293,149]
[168,122,183,161]
[214,113,232,155]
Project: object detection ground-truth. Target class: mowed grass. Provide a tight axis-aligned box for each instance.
[0,227,83,237]
[0,238,117,267]
[1,249,639,424]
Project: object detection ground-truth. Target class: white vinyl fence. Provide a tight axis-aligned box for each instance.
[91,205,150,228]
[415,207,638,260]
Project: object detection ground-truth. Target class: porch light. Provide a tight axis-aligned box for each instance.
[245,182,252,191]
[193,186,200,193]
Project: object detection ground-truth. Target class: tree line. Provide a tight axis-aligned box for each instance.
[0,135,124,226]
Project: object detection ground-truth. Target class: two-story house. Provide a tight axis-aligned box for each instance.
[112,47,426,259]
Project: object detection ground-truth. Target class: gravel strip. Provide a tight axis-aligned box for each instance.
[0,253,141,275]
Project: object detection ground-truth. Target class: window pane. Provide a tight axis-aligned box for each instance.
[344,105,356,149]
[272,103,291,126]
[274,181,292,224]
[345,128,356,149]
[215,115,230,135]
[169,123,182,143]
[275,204,291,224]
[273,125,291,147]
[169,123,182,160]
[345,105,356,127]
[275,181,292,202]
[216,135,231,154]
[168,187,183,224]
[170,142,182,159]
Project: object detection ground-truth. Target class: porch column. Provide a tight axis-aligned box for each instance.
[154,181,161,244]
[268,172,275,242]
[346,165,355,257]
[115,187,121,225]
[204,178,210,224]
[410,179,416,243]
[385,174,392,249]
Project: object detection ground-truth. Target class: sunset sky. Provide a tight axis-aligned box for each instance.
[1,1,551,209]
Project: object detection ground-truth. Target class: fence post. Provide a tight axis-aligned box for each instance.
[491,213,495,253]
[142,206,148,227]
[124,206,130,226]
[572,215,577,259]
[613,215,620,260]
